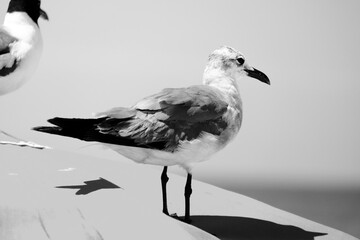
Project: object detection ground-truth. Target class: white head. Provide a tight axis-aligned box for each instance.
[204,46,270,85]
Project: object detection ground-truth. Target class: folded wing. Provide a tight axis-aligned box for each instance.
[34,86,229,152]
[0,29,18,76]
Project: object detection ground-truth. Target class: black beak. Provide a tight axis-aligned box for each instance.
[245,67,270,85]
[40,9,49,20]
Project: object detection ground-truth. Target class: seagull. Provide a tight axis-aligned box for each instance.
[0,0,48,95]
[0,0,48,146]
[33,46,270,223]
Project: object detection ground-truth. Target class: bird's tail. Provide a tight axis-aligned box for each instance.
[33,117,107,142]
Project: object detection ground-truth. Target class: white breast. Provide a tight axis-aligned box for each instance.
[104,133,223,173]
[104,113,243,174]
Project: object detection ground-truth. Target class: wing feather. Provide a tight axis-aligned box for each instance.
[103,86,229,151]
[34,86,229,152]
[0,29,19,76]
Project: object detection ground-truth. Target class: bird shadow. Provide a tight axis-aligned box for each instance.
[55,178,327,240]
[179,215,327,240]
[56,177,121,195]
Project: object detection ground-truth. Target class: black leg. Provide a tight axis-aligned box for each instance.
[161,166,169,215]
[184,173,192,223]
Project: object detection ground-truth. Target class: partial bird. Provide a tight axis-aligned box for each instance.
[0,0,48,95]
[0,0,48,146]
[33,46,270,223]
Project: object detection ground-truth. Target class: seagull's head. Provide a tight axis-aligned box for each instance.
[205,46,270,85]
[8,0,49,24]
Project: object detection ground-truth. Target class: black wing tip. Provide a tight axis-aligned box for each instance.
[0,60,19,77]
[47,117,64,126]
[32,126,62,134]
[32,117,107,141]
[32,117,66,134]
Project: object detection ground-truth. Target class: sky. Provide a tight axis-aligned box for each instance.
[1,0,360,190]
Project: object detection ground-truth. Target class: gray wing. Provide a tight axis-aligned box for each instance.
[98,85,229,152]
[0,28,18,76]
[35,86,230,152]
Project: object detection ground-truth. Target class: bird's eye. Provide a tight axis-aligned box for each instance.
[236,58,245,65]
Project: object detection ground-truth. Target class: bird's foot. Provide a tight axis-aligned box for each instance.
[169,213,181,221]
[162,209,169,216]
[0,140,51,150]
[168,213,192,224]
[170,213,178,218]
